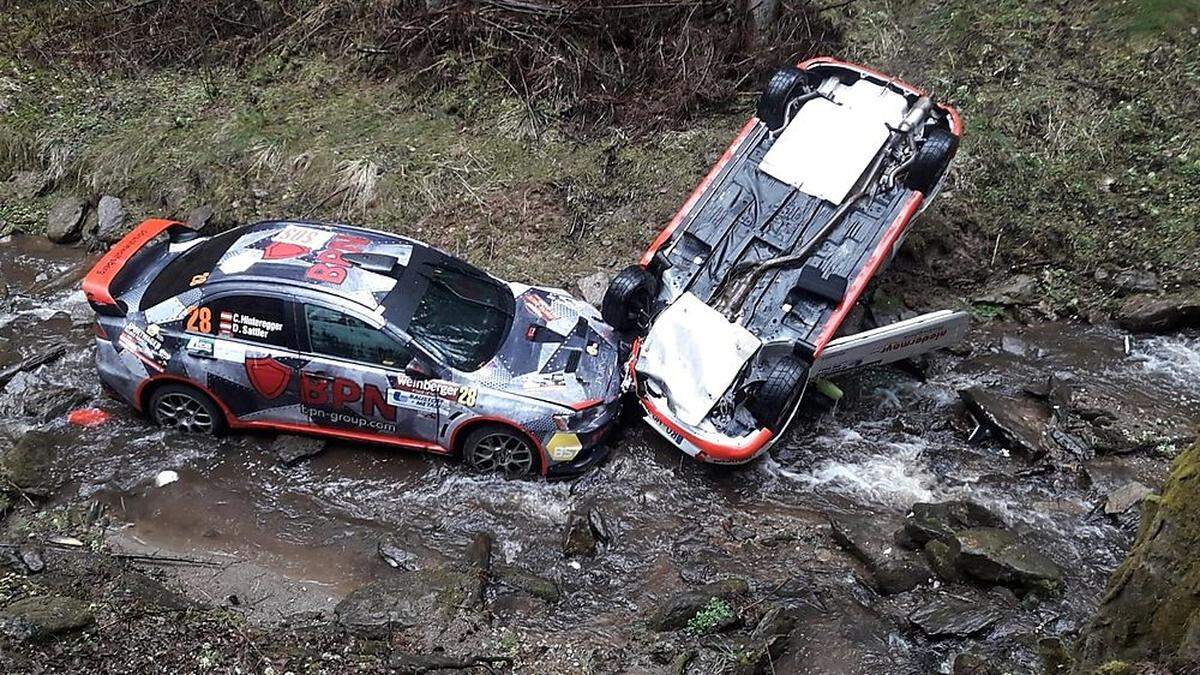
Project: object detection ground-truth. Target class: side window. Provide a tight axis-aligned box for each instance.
[304,305,411,368]
[187,295,296,350]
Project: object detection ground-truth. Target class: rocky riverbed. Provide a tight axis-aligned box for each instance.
[0,232,1198,673]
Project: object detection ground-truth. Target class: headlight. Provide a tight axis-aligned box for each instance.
[552,404,606,431]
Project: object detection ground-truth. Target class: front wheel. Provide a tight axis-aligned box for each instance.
[601,265,656,334]
[748,358,809,430]
[461,425,540,477]
[148,383,226,435]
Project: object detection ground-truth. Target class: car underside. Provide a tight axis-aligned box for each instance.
[605,58,969,463]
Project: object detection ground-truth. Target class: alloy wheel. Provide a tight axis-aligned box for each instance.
[154,392,215,434]
[471,432,535,476]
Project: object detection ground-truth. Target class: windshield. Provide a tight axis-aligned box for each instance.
[407,262,514,371]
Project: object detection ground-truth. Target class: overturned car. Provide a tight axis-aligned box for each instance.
[605,58,969,464]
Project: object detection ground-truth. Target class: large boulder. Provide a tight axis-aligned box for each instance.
[831,514,931,594]
[95,195,126,244]
[952,527,1062,591]
[1075,441,1200,671]
[1,429,67,494]
[1117,293,1200,333]
[959,387,1051,460]
[898,501,1006,548]
[646,578,748,631]
[0,595,94,642]
[45,196,87,243]
[909,596,1002,638]
[334,568,478,636]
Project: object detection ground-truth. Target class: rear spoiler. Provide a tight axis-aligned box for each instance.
[809,310,969,379]
[82,218,198,316]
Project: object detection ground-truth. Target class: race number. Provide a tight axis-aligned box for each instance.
[186,306,213,334]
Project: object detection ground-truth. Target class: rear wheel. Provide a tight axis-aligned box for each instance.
[757,66,811,132]
[748,358,809,430]
[602,265,656,334]
[461,425,539,477]
[904,129,958,193]
[149,383,226,435]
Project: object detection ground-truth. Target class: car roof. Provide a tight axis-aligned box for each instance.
[202,220,435,312]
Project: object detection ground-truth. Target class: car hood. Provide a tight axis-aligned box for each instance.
[476,284,621,408]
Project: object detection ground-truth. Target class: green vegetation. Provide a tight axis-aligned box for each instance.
[686,597,735,636]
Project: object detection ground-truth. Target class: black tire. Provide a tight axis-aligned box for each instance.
[148,383,227,435]
[757,66,810,132]
[748,358,809,430]
[602,265,656,334]
[904,128,958,193]
[461,424,539,477]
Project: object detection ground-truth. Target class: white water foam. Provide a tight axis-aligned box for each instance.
[766,435,943,509]
[1131,334,1200,390]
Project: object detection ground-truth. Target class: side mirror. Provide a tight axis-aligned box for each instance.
[405,357,435,380]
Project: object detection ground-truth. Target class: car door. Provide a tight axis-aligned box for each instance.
[177,292,304,425]
[296,302,441,444]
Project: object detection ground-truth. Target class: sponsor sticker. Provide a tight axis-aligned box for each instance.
[273,224,335,249]
[217,311,284,340]
[388,374,477,407]
[522,293,557,322]
[117,324,170,371]
[185,335,215,357]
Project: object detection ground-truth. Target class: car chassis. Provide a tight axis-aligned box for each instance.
[604,57,969,464]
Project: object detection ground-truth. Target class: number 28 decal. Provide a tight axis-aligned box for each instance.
[457,386,478,408]
[186,307,213,333]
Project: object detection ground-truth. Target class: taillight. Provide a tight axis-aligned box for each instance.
[94,321,109,340]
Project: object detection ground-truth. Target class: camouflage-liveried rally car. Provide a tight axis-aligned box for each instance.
[603,58,970,464]
[83,219,622,477]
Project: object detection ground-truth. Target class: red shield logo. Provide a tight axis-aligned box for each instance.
[263,242,310,260]
[245,357,292,399]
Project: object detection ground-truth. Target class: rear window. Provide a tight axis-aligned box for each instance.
[139,229,242,310]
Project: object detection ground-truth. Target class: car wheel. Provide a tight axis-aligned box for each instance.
[461,425,539,477]
[748,358,809,430]
[904,128,958,193]
[602,265,656,334]
[149,383,226,435]
[757,66,811,132]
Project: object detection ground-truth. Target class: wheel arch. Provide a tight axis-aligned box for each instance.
[449,416,548,476]
[135,374,235,427]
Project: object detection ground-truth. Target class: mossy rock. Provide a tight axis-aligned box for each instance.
[1075,441,1200,670]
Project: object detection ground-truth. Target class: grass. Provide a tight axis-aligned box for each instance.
[686,598,735,636]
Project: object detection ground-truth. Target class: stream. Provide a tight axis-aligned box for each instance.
[2,232,1198,673]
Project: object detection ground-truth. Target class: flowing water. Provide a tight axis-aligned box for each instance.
[3,233,1199,672]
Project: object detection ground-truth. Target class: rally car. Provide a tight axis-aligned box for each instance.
[83,219,622,477]
[603,58,969,464]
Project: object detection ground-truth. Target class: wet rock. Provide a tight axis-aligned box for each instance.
[95,195,126,244]
[1117,293,1200,333]
[386,652,506,674]
[272,434,326,465]
[377,539,417,570]
[493,565,560,603]
[3,170,51,200]
[959,387,1050,460]
[1,429,66,494]
[1077,441,1200,669]
[646,578,748,631]
[909,596,1001,638]
[952,652,1004,675]
[975,274,1037,306]
[0,343,68,388]
[1095,266,1159,295]
[1000,334,1026,356]
[1104,481,1153,515]
[952,527,1062,591]
[464,531,492,606]
[186,204,214,230]
[111,569,195,611]
[576,271,610,307]
[46,196,87,243]
[830,514,931,594]
[335,568,477,635]
[19,547,45,574]
[898,501,1006,549]
[772,599,896,674]
[0,595,94,642]
[562,507,608,557]
[923,539,960,582]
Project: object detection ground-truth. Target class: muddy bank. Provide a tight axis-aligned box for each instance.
[0,235,1198,672]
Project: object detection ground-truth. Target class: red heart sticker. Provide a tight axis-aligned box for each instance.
[263,242,310,260]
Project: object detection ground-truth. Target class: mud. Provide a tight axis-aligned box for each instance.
[2,232,1199,672]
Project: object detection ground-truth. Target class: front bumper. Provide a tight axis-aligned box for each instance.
[543,399,620,478]
[639,394,775,465]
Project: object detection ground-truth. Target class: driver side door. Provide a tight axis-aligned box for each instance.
[297,303,441,445]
